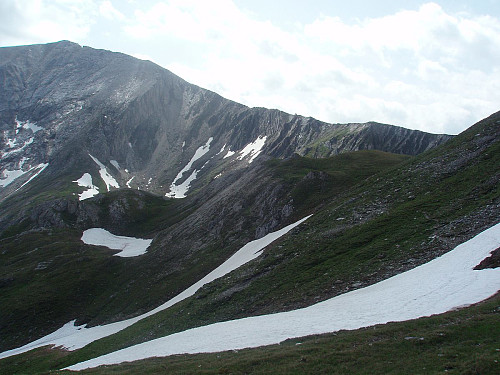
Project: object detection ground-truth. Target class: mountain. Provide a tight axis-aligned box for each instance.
[0,41,497,374]
[0,41,450,204]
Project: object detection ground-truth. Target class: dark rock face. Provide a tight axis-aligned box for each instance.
[0,41,451,204]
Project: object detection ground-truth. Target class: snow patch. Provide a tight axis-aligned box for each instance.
[174,138,213,178]
[81,228,152,258]
[74,173,99,200]
[166,170,198,198]
[15,118,22,134]
[6,138,16,148]
[126,176,135,188]
[237,136,267,163]
[16,163,48,191]
[223,150,235,159]
[74,173,94,189]
[89,154,120,191]
[166,137,213,198]
[0,163,48,188]
[2,118,42,159]
[21,120,43,134]
[0,168,27,187]
[0,216,311,359]
[2,137,34,158]
[14,117,42,135]
[18,157,29,168]
[67,222,500,370]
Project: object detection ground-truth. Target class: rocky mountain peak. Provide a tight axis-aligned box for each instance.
[1,41,451,204]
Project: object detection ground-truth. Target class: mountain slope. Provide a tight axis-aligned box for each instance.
[0,111,496,374]
[0,41,450,207]
[0,41,453,353]
[64,221,500,370]
[0,149,409,353]
[0,41,497,374]
[25,110,496,373]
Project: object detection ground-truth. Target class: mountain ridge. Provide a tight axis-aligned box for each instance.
[0,41,497,374]
[0,41,451,203]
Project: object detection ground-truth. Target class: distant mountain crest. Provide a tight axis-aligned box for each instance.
[0,41,451,201]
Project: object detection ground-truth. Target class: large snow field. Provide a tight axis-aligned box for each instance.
[67,222,500,371]
[81,228,152,257]
[0,216,311,360]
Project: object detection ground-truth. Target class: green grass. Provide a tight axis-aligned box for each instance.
[0,197,242,355]
[0,229,130,350]
[266,150,410,213]
[0,113,498,373]
[301,125,365,158]
[89,189,187,237]
[32,114,498,367]
[0,226,246,350]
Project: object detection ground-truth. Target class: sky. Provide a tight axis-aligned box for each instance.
[1,1,499,135]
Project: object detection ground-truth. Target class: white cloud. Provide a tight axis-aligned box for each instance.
[124,1,498,134]
[0,0,98,46]
[417,59,448,81]
[99,1,126,21]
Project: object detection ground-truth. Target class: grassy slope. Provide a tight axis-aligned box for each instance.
[265,149,410,215]
[0,113,497,373]
[0,190,230,351]
[2,151,407,374]
[0,150,408,366]
[25,112,497,371]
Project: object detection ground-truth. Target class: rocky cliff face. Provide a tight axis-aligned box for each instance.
[0,41,451,205]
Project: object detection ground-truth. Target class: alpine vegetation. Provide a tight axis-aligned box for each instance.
[0,41,498,374]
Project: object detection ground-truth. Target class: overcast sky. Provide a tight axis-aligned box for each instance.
[1,1,499,134]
